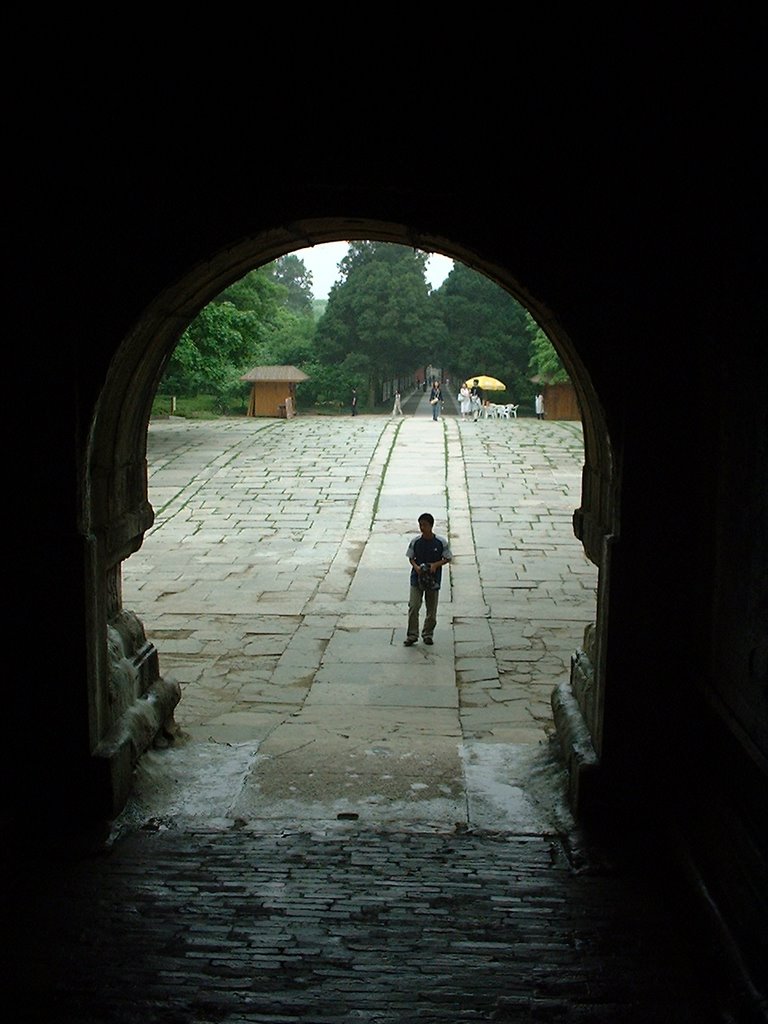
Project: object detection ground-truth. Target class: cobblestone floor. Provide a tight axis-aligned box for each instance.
[8,827,733,1023]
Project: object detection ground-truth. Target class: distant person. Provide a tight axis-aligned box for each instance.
[535,393,544,419]
[403,513,452,646]
[458,383,471,420]
[351,388,358,416]
[429,381,442,421]
[392,389,403,416]
[470,379,483,421]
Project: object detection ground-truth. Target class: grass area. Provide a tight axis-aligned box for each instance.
[150,394,393,420]
[151,393,546,421]
[151,394,248,419]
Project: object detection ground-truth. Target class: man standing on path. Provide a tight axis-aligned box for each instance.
[403,513,452,646]
[351,388,358,416]
[392,389,403,415]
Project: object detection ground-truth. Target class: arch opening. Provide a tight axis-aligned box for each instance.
[86,220,617,823]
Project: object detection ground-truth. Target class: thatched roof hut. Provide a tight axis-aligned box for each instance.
[240,365,309,418]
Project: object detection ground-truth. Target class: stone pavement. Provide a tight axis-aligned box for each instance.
[5,394,745,1022]
[118,390,598,835]
[9,829,730,1023]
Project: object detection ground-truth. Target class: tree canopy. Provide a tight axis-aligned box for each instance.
[270,253,314,317]
[314,242,444,404]
[433,264,538,402]
[161,258,316,405]
[527,324,569,384]
[159,241,568,414]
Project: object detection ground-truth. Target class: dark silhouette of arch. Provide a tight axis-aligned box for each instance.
[10,97,764,1011]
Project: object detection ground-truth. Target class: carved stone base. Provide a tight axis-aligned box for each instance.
[552,623,600,814]
[95,610,181,817]
[551,677,599,813]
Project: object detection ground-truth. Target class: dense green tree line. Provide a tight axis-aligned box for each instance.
[434,264,543,402]
[314,243,443,407]
[159,242,566,413]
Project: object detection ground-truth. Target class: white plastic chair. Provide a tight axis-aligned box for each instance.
[507,404,519,418]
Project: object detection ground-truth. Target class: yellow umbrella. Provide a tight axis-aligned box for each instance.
[464,375,506,391]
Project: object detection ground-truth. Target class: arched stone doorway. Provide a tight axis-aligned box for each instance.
[85,219,616,821]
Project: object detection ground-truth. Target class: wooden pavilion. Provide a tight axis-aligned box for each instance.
[241,365,309,418]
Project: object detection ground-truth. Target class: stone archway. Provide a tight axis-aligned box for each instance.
[85,218,617,819]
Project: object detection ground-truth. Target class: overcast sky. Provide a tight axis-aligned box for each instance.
[293,242,454,300]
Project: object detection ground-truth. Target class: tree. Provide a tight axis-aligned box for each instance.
[315,243,444,405]
[257,306,316,366]
[218,267,282,321]
[269,254,314,317]
[161,302,257,407]
[527,324,570,384]
[433,264,538,403]
[161,266,303,403]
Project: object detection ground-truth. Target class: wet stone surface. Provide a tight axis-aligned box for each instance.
[10,828,729,1023]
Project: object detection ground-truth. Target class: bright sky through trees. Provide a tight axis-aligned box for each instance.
[294,243,453,300]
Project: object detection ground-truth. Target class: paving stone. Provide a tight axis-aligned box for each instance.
[7,829,730,1023]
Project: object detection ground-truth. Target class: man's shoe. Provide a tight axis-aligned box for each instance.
[403,637,417,646]
[423,636,434,645]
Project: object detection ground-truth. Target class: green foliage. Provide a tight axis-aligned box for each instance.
[158,242,567,420]
[269,254,314,317]
[528,325,570,384]
[152,393,249,418]
[292,360,360,410]
[217,267,283,329]
[161,261,316,401]
[163,303,256,400]
[433,264,537,403]
[315,242,444,403]
[256,307,316,366]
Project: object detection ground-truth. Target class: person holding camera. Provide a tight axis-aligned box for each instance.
[403,513,452,646]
